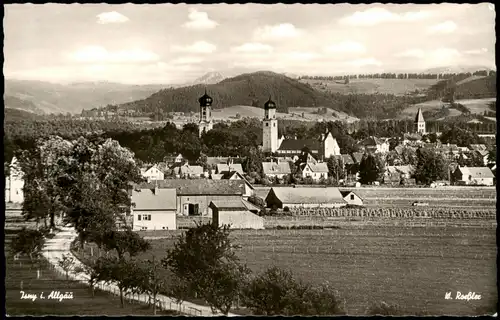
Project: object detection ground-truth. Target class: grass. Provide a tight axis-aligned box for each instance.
[399,98,497,119]
[4,228,182,316]
[299,78,439,96]
[77,225,497,316]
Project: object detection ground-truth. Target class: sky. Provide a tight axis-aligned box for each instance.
[3,3,496,85]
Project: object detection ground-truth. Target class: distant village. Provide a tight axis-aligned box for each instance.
[5,91,496,232]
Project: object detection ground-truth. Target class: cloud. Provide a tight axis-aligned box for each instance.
[170,56,204,65]
[428,20,457,34]
[231,43,273,53]
[69,46,159,63]
[324,41,366,54]
[394,49,426,58]
[286,51,320,61]
[96,11,129,24]
[339,7,431,26]
[183,8,218,30]
[254,23,302,41]
[347,58,382,67]
[429,48,461,61]
[464,48,488,55]
[172,41,217,54]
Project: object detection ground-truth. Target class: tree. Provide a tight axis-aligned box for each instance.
[162,223,250,315]
[326,156,344,184]
[358,153,384,185]
[9,228,45,264]
[414,148,448,185]
[101,230,151,260]
[73,260,102,297]
[58,253,76,281]
[247,195,266,208]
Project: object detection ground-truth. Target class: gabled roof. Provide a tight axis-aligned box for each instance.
[302,162,328,173]
[415,108,425,123]
[268,187,345,204]
[211,174,223,180]
[219,171,254,189]
[134,180,245,195]
[216,163,244,175]
[180,165,204,175]
[457,167,495,179]
[351,152,364,164]
[209,199,248,211]
[262,161,292,175]
[341,154,354,165]
[359,136,385,146]
[340,190,360,199]
[131,188,177,210]
[278,139,320,151]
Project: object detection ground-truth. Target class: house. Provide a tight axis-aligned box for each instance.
[472,149,490,166]
[299,162,329,181]
[358,136,389,153]
[179,164,204,178]
[216,160,244,175]
[136,180,247,216]
[209,200,264,230]
[262,161,292,179]
[130,187,177,231]
[276,131,340,161]
[140,164,165,182]
[452,167,495,186]
[219,171,254,199]
[265,187,346,209]
[340,191,364,206]
[351,152,364,164]
[5,157,24,204]
[165,153,185,165]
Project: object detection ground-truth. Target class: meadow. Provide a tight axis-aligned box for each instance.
[120,226,498,316]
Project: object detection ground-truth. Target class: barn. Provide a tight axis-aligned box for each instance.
[209,200,264,230]
[131,187,177,231]
[340,191,364,206]
[265,187,346,209]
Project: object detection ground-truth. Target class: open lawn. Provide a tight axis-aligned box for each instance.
[299,78,438,96]
[4,227,181,316]
[399,98,496,119]
[78,225,497,316]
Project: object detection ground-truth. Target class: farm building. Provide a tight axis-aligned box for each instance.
[452,167,495,186]
[140,164,165,182]
[136,180,247,216]
[340,191,364,206]
[265,187,346,209]
[5,157,24,204]
[209,200,264,230]
[130,187,177,231]
[262,161,292,179]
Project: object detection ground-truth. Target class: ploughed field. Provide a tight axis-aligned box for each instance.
[339,187,496,209]
[125,225,497,315]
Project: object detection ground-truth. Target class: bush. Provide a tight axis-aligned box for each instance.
[283,206,290,212]
[367,301,404,316]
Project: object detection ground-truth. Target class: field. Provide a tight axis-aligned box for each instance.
[4,217,180,316]
[299,78,438,96]
[400,98,496,119]
[338,187,497,209]
[210,105,359,123]
[121,225,497,316]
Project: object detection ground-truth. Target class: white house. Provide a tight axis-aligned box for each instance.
[131,187,177,231]
[5,157,24,204]
[262,161,292,179]
[299,162,329,181]
[453,167,495,186]
[209,200,264,230]
[141,164,165,182]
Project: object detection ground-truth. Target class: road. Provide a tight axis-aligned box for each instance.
[41,226,238,317]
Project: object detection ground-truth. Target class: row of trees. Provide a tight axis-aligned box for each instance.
[299,70,494,81]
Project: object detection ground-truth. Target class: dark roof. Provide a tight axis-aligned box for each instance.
[264,96,276,109]
[415,108,425,123]
[198,89,213,106]
[359,136,385,146]
[278,139,320,151]
[131,188,177,210]
[134,179,245,195]
[340,190,359,198]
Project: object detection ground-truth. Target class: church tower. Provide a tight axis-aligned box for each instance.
[198,89,213,137]
[414,108,426,134]
[262,96,278,153]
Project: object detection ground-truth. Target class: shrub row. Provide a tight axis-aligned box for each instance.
[288,207,496,219]
[273,225,341,230]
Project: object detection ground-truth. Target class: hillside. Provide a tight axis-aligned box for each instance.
[119,71,344,115]
[4,95,46,114]
[4,108,44,121]
[299,78,438,96]
[4,79,168,114]
[192,71,225,85]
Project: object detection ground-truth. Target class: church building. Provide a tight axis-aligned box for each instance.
[198,89,214,137]
[415,108,426,134]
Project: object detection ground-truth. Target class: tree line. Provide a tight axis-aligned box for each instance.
[299,70,494,81]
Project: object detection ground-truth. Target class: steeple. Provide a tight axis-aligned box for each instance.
[264,96,277,109]
[415,108,425,123]
[414,108,426,134]
[198,89,213,137]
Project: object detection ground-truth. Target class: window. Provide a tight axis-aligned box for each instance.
[142,214,151,221]
[350,194,355,200]
[138,215,141,221]
[273,123,276,127]
[266,123,269,127]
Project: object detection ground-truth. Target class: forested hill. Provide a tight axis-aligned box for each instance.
[119,71,340,114]
[427,74,496,101]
